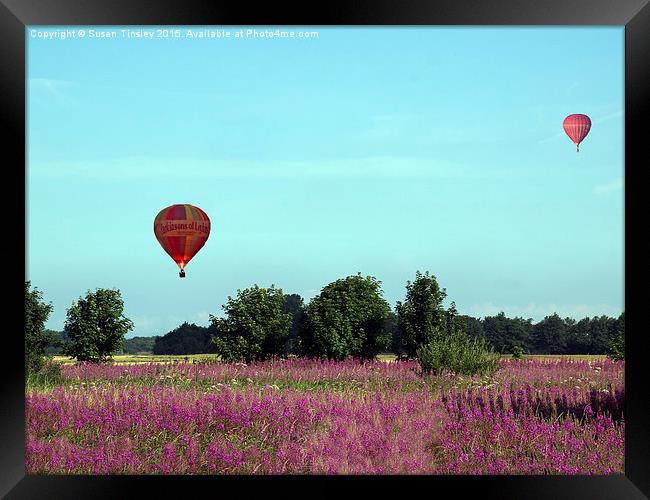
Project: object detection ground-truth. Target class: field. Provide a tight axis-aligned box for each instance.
[51,354,225,365]
[50,353,609,365]
[26,356,624,474]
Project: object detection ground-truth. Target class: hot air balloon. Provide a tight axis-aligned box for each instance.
[563,114,591,152]
[154,204,211,278]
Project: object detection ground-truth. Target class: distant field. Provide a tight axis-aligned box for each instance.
[378,353,607,362]
[52,353,608,364]
[525,354,607,361]
[51,353,223,364]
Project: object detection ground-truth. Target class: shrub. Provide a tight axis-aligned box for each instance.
[416,329,499,376]
[608,331,624,361]
[27,358,64,389]
[512,345,525,359]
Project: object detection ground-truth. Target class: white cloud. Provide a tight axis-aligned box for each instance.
[593,177,623,195]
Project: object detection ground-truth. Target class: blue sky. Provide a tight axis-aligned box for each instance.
[27,27,624,337]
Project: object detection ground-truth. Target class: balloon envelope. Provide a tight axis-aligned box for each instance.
[563,114,592,151]
[153,204,210,271]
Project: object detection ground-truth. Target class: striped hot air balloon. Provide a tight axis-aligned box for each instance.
[154,204,211,278]
[563,114,592,152]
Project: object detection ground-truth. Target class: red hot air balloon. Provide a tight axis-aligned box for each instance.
[563,114,592,152]
[154,204,211,278]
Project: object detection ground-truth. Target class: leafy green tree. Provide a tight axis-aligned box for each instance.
[588,315,618,354]
[565,315,621,355]
[566,317,592,354]
[482,312,532,353]
[298,274,391,360]
[153,322,213,355]
[445,301,461,334]
[529,313,569,354]
[608,312,625,360]
[121,336,159,354]
[44,330,70,355]
[481,313,507,352]
[456,315,485,340]
[63,288,134,362]
[385,311,403,356]
[395,271,448,358]
[282,293,305,355]
[210,285,292,362]
[615,311,625,337]
[25,281,54,373]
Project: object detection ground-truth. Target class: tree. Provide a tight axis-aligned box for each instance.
[63,288,134,362]
[481,313,507,352]
[386,311,404,356]
[153,323,213,355]
[445,301,460,335]
[25,281,54,373]
[298,274,391,360]
[589,315,618,354]
[608,312,625,361]
[482,312,532,353]
[122,336,159,354]
[282,293,305,355]
[44,330,70,355]
[566,317,592,354]
[615,311,625,337]
[529,313,569,354]
[210,284,292,362]
[456,315,485,340]
[395,271,448,358]
[511,316,534,352]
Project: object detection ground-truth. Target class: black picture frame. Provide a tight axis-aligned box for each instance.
[2,1,648,498]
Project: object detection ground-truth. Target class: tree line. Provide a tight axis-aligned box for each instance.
[27,271,625,368]
[44,330,159,356]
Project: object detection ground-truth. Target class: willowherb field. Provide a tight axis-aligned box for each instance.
[26,358,624,475]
